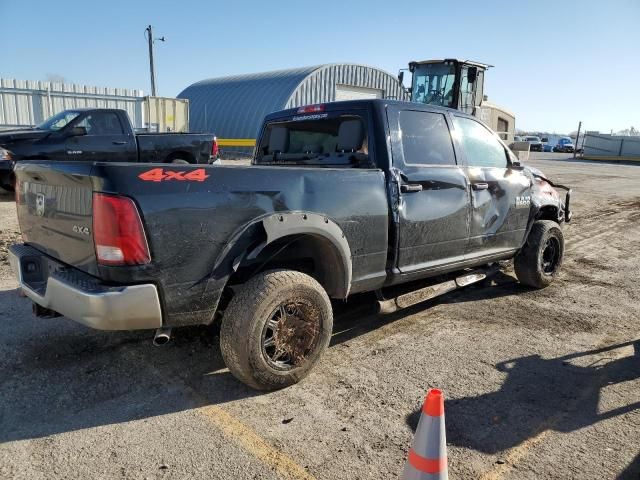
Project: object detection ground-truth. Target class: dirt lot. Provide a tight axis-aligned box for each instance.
[0,156,639,480]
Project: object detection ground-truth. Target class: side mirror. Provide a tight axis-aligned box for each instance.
[68,126,87,137]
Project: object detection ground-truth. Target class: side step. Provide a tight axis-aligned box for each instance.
[376,267,498,314]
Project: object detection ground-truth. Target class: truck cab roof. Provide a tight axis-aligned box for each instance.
[263,98,477,121]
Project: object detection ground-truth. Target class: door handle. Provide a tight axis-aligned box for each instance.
[401,183,423,193]
[471,182,489,191]
[112,141,127,145]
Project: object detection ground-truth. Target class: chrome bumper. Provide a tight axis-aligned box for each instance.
[9,244,162,330]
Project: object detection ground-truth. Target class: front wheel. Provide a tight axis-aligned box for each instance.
[514,220,564,288]
[220,269,333,390]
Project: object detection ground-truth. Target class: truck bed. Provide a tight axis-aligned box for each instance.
[13,160,389,327]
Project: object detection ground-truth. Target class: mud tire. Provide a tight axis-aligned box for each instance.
[220,269,333,390]
[515,220,564,289]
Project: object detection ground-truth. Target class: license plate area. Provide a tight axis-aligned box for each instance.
[19,254,49,295]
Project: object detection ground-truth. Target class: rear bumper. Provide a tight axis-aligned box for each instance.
[9,244,162,330]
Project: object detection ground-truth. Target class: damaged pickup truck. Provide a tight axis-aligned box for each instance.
[9,99,571,390]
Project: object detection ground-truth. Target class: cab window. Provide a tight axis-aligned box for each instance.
[454,116,508,168]
[256,113,371,167]
[399,110,456,166]
[76,112,124,135]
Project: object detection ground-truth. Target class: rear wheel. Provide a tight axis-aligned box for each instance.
[515,220,564,288]
[220,269,333,390]
[170,158,189,165]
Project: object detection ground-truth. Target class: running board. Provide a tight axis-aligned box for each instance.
[376,268,497,314]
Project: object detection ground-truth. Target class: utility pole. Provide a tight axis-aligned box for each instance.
[145,25,164,97]
[573,121,582,159]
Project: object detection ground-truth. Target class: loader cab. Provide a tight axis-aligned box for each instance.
[406,59,491,116]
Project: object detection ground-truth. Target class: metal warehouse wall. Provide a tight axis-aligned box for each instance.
[583,133,640,158]
[0,78,145,130]
[178,64,408,146]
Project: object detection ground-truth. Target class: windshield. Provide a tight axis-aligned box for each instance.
[36,111,81,131]
[526,136,541,142]
[255,112,371,167]
[411,63,456,108]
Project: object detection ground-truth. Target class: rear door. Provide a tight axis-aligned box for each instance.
[387,105,470,273]
[452,115,532,259]
[65,111,135,162]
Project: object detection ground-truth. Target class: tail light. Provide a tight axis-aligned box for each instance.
[93,193,150,266]
[296,104,325,114]
[211,137,219,158]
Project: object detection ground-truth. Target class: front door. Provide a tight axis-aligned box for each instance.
[65,111,134,162]
[388,106,470,273]
[452,115,532,259]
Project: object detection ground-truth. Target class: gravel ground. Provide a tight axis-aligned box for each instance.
[0,155,638,479]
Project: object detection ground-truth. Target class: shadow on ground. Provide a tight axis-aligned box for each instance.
[618,452,640,480]
[0,281,454,444]
[3,270,638,476]
[0,270,553,445]
[406,339,640,473]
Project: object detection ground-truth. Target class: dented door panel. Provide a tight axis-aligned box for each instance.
[465,166,532,257]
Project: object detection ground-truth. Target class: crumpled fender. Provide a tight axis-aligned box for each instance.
[525,166,571,220]
[518,166,572,250]
[210,211,352,297]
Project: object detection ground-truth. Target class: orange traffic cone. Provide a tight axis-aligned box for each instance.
[402,389,448,480]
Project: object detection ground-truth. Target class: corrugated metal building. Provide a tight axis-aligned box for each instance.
[0,78,144,130]
[178,64,408,148]
[583,133,640,159]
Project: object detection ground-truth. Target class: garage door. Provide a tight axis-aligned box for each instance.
[335,84,384,101]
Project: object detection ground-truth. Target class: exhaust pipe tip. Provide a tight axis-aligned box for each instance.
[153,327,172,346]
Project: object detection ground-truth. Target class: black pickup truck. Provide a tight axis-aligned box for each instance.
[9,99,571,390]
[0,108,218,190]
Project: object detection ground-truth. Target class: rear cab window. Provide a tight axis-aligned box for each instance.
[255,108,374,168]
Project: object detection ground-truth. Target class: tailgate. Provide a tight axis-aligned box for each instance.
[15,162,98,275]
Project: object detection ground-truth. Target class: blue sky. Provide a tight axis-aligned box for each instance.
[1,0,638,133]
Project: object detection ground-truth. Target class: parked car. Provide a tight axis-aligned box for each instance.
[0,108,218,191]
[524,136,544,152]
[9,99,571,390]
[541,137,554,152]
[553,137,575,153]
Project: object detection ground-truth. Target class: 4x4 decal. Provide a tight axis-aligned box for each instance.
[138,168,209,182]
